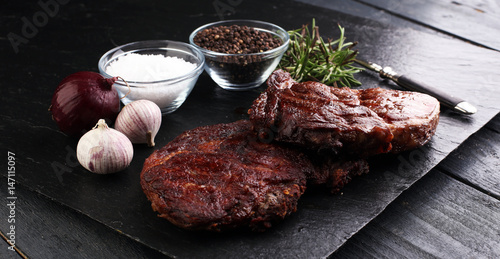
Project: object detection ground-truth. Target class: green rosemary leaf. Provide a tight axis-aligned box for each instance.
[278,19,363,87]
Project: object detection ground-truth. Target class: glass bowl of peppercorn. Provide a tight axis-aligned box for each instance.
[189,20,290,91]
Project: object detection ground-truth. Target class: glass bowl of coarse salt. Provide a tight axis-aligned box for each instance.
[98,40,205,114]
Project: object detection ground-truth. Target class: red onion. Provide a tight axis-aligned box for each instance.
[50,71,121,136]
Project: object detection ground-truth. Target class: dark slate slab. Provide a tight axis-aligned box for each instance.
[1,0,499,257]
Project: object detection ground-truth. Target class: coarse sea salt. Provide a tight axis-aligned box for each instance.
[105,52,200,113]
[105,53,196,82]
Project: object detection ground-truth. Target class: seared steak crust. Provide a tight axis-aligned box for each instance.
[140,120,313,232]
[249,70,440,156]
[359,88,440,153]
[141,70,439,232]
[141,120,370,231]
[308,156,370,193]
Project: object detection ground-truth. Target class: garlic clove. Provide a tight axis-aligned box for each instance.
[77,119,133,174]
[115,100,162,147]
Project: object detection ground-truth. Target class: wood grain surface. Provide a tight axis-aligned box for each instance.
[440,119,500,199]
[0,184,164,259]
[332,170,500,258]
[0,0,499,258]
[354,0,500,51]
[332,113,500,258]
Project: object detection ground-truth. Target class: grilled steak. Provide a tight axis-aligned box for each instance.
[140,70,439,232]
[359,87,440,153]
[308,155,369,193]
[141,120,368,231]
[141,120,312,231]
[249,70,440,156]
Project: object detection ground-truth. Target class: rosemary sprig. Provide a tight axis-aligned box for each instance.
[279,19,363,87]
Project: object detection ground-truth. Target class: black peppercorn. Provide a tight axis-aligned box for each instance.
[193,24,283,85]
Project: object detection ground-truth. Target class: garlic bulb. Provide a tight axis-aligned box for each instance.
[77,119,133,174]
[115,100,162,147]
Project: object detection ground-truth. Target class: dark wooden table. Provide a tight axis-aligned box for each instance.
[1,0,499,258]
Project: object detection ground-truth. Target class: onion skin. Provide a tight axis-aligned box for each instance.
[50,71,120,136]
[115,100,162,147]
[77,119,133,174]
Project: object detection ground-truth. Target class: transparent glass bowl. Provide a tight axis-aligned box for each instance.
[189,20,289,91]
[98,40,205,114]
